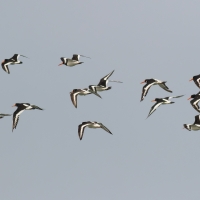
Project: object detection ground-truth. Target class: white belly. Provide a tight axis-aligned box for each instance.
[67,59,79,66]
[88,124,101,128]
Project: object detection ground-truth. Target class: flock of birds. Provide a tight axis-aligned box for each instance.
[140,76,200,131]
[2,53,200,138]
[1,53,122,139]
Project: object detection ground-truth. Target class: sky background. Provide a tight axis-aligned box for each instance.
[1,0,200,199]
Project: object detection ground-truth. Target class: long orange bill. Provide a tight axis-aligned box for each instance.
[12,104,16,107]
[58,63,63,66]
[187,97,192,100]
[140,81,145,84]
[189,78,193,81]
[151,100,156,102]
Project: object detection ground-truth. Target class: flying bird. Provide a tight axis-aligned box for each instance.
[140,79,172,102]
[1,54,28,74]
[183,115,200,131]
[89,70,122,97]
[78,121,112,140]
[146,95,184,118]
[58,54,90,67]
[188,91,200,113]
[0,114,11,119]
[70,88,101,108]
[12,103,43,132]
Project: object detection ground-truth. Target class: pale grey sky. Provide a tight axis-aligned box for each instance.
[1,0,200,199]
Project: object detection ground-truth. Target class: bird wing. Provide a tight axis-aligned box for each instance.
[30,105,43,110]
[191,98,200,113]
[12,107,25,131]
[70,90,80,108]
[194,115,200,125]
[97,70,114,87]
[1,62,11,74]
[78,122,91,140]
[0,114,11,116]
[164,95,184,100]
[140,82,155,101]
[158,82,172,93]
[147,102,163,118]
[9,54,19,62]
[72,54,80,61]
[99,123,112,134]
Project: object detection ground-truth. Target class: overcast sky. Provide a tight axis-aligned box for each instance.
[1,0,200,199]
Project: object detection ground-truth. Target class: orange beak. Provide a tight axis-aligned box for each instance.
[58,63,63,66]
[187,97,192,100]
[189,78,193,81]
[151,100,156,102]
[140,81,145,84]
[12,104,16,107]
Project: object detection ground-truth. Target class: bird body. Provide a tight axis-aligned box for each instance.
[1,54,28,74]
[184,115,200,131]
[140,78,172,101]
[147,95,184,118]
[58,54,90,67]
[78,121,112,140]
[89,70,122,97]
[12,103,43,131]
[70,88,97,108]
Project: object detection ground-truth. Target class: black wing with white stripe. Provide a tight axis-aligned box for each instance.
[12,107,25,131]
[141,80,156,101]
[78,122,91,140]
[147,102,163,118]
[97,70,114,87]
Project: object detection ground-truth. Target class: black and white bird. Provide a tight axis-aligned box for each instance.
[78,121,112,140]
[0,114,11,119]
[189,74,200,88]
[70,88,101,108]
[12,103,43,132]
[140,79,172,102]
[187,92,200,113]
[183,115,200,131]
[58,54,90,67]
[89,70,122,97]
[1,54,28,74]
[146,95,184,118]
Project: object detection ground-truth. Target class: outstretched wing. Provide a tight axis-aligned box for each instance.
[9,54,19,62]
[78,122,91,140]
[97,70,114,87]
[12,108,25,131]
[164,95,184,100]
[99,123,112,134]
[1,62,11,74]
[158,82,172,93]
[140,81,155,101]
[147,102,163,118]
[70,90,80,108]
[31,105,43,110]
